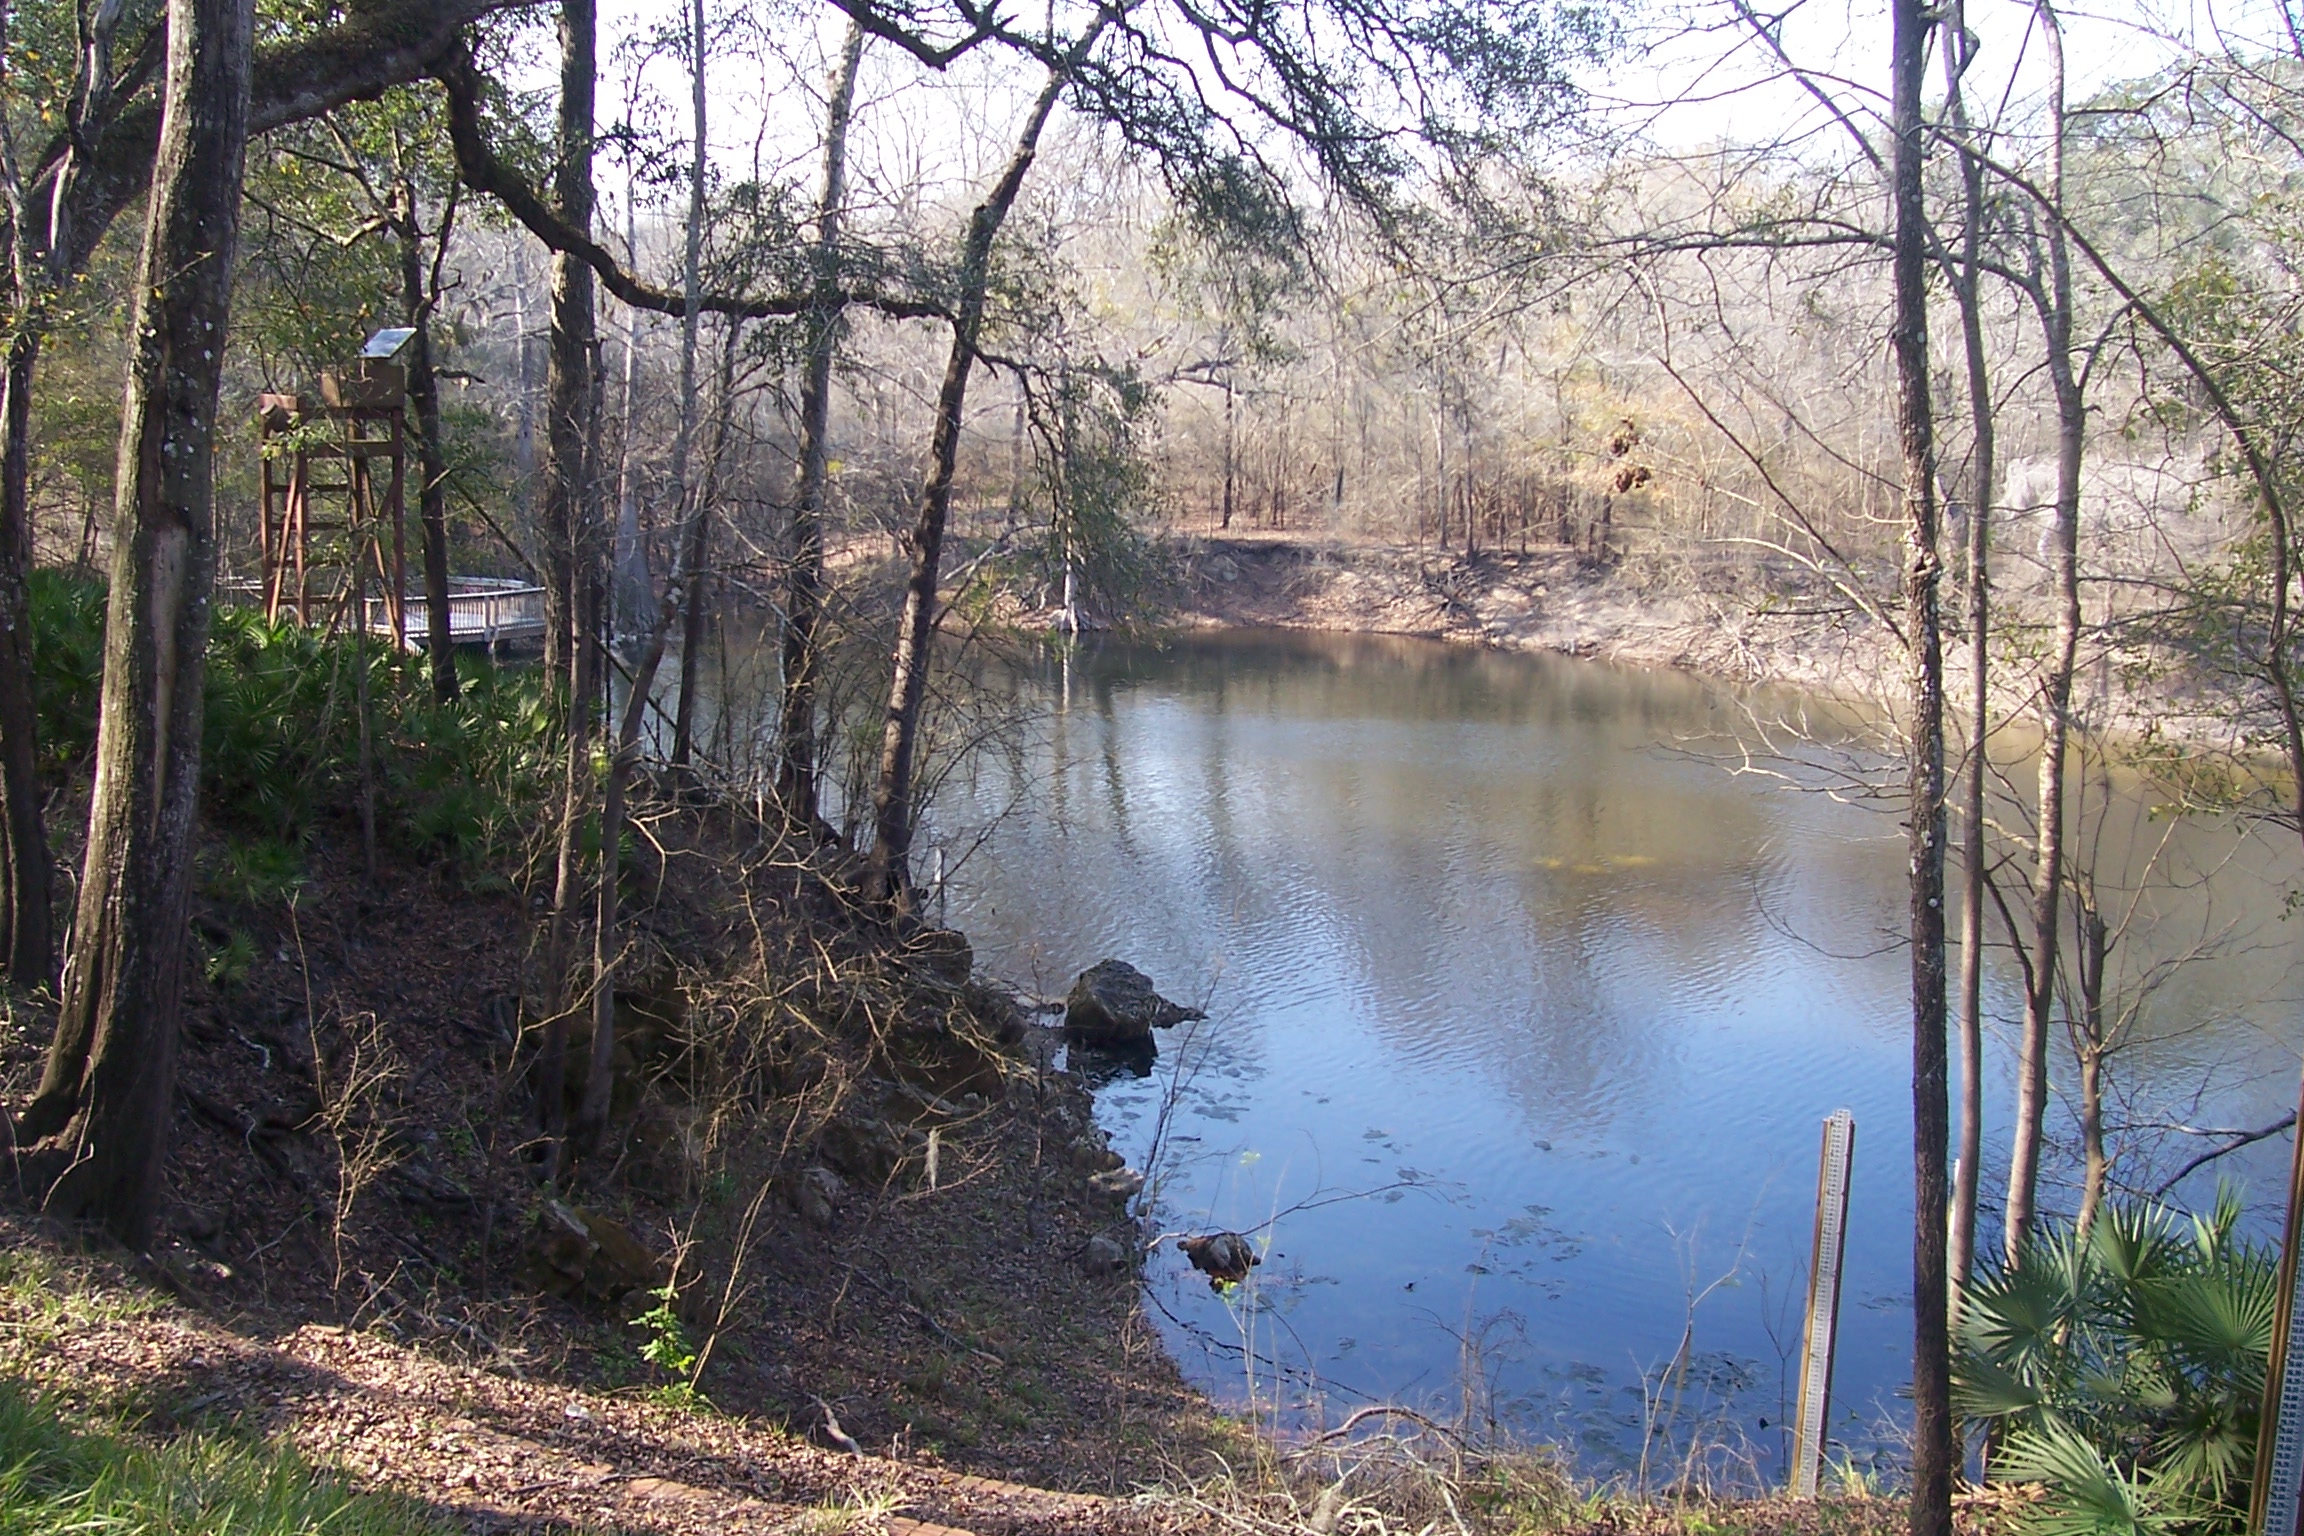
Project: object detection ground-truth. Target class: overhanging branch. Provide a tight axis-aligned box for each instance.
[435,44,949,326]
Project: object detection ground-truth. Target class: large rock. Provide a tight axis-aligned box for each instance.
[792,1164,846,1230]
[817,1112,904,1186]
[522,1201,664,1304]
[1063,960,1204,1044]
[1083,1233,1130,1276]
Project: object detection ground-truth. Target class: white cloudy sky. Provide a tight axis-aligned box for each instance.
[539,0,2292,232]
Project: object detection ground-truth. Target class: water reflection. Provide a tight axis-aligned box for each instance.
[876,630,2304,1475]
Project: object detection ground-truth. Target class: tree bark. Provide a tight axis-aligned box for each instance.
[577,486,703,1153]
[611,192,655,638]
[1890,0,1953,1531]
[0,332,53,988]
[400,185,459,701]
[539,0,596,685]
[1944,0,1991,1314]
[532,0,599,1183]
[1220,370,1236,529]
[2073,897,2108,1243]
[2005,0,2082,1267]
[777,20,865,831]
[13,0,250,1250]
[668,0,710,768]
[863,43,1092,910]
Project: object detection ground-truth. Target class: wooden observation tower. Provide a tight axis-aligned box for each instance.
[256,330,413,636]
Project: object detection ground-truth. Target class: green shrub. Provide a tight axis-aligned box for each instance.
[27,580,557,882]
[203,606,351,839]
[26,568,105,780]
[203,836,309,908]
[1955,1190,2274,1535]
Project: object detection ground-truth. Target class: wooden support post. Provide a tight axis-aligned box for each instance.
[290,452,310,622]
[388,406,407,646]
[1791,1108,1856,1498]
[2250,1070,2304,1536]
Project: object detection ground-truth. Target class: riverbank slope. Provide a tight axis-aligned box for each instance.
[1164,533,1892,697]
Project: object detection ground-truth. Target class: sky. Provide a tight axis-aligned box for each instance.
[520,0,2304,258]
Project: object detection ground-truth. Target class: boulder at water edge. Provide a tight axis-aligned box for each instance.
[1063,960,1205,1043]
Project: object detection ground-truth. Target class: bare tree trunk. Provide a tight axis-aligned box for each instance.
[400,184,460,701]
[863,47,1091,911]
[2005,0,2082,1266]
[612,192,654,638]
[533,0,599,1183]
[0,333,52,988]
[0,0,128,993]
[2072,894,2108,1242]
[1220,366,1236,530]
[539,0,597,685]
[667,0,709,767]
[1945,0,1992,1312]
[351,506,378,881]
[1008,385,1028,523]
[576,503,702,1153]
[1890,0,1953,1531]
[776,20,864,831]
[535,665,591,1182]
[13,0,250,1249]
[512,240,537,518]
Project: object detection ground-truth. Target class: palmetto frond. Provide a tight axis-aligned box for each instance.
[1955,1189,2272,1536]
[1994,1425,2188,1536]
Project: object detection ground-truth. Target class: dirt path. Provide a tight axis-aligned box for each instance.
[6,1284,1160,1535]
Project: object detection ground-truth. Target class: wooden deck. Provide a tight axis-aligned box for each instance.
[220,575,547,652]
[367,578,547,652]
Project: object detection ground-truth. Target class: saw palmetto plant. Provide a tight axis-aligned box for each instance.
[1954,1190,2275,1536]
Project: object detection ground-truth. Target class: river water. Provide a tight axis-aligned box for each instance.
[911,629,2304,1482]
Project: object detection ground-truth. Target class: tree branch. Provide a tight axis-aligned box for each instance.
[433,44,948,325]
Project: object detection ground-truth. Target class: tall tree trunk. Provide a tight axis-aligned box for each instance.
[400,186,459,701]
[1945,0,1992,1313]
[539,0,597,685]
[1220,368,1235,530]
[0,332,53,988]
[351,502,378,881]
[668,0,710,768]
[2072,893,2109,1243]
[512,239,537,520]
[0,0,127,993]
[612,193,654,637]
[535,660,591,1183]
[13,0,251,1250]
[1890,0,1953,1532]
[776,20,865,831]
[533,0,599,1183]
[577,507,701,1153]
[863,49,1090,910]
[1007,385,1028,523]
[2005,0,2083,1266]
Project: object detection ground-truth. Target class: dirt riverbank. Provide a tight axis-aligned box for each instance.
[1162,533,1891,695]
[0,797,1229,1501]
[1150,531,2267,758]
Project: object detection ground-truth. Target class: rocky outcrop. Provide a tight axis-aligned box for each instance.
[522,1200,664,1304]
[1062,960,1204,1043]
